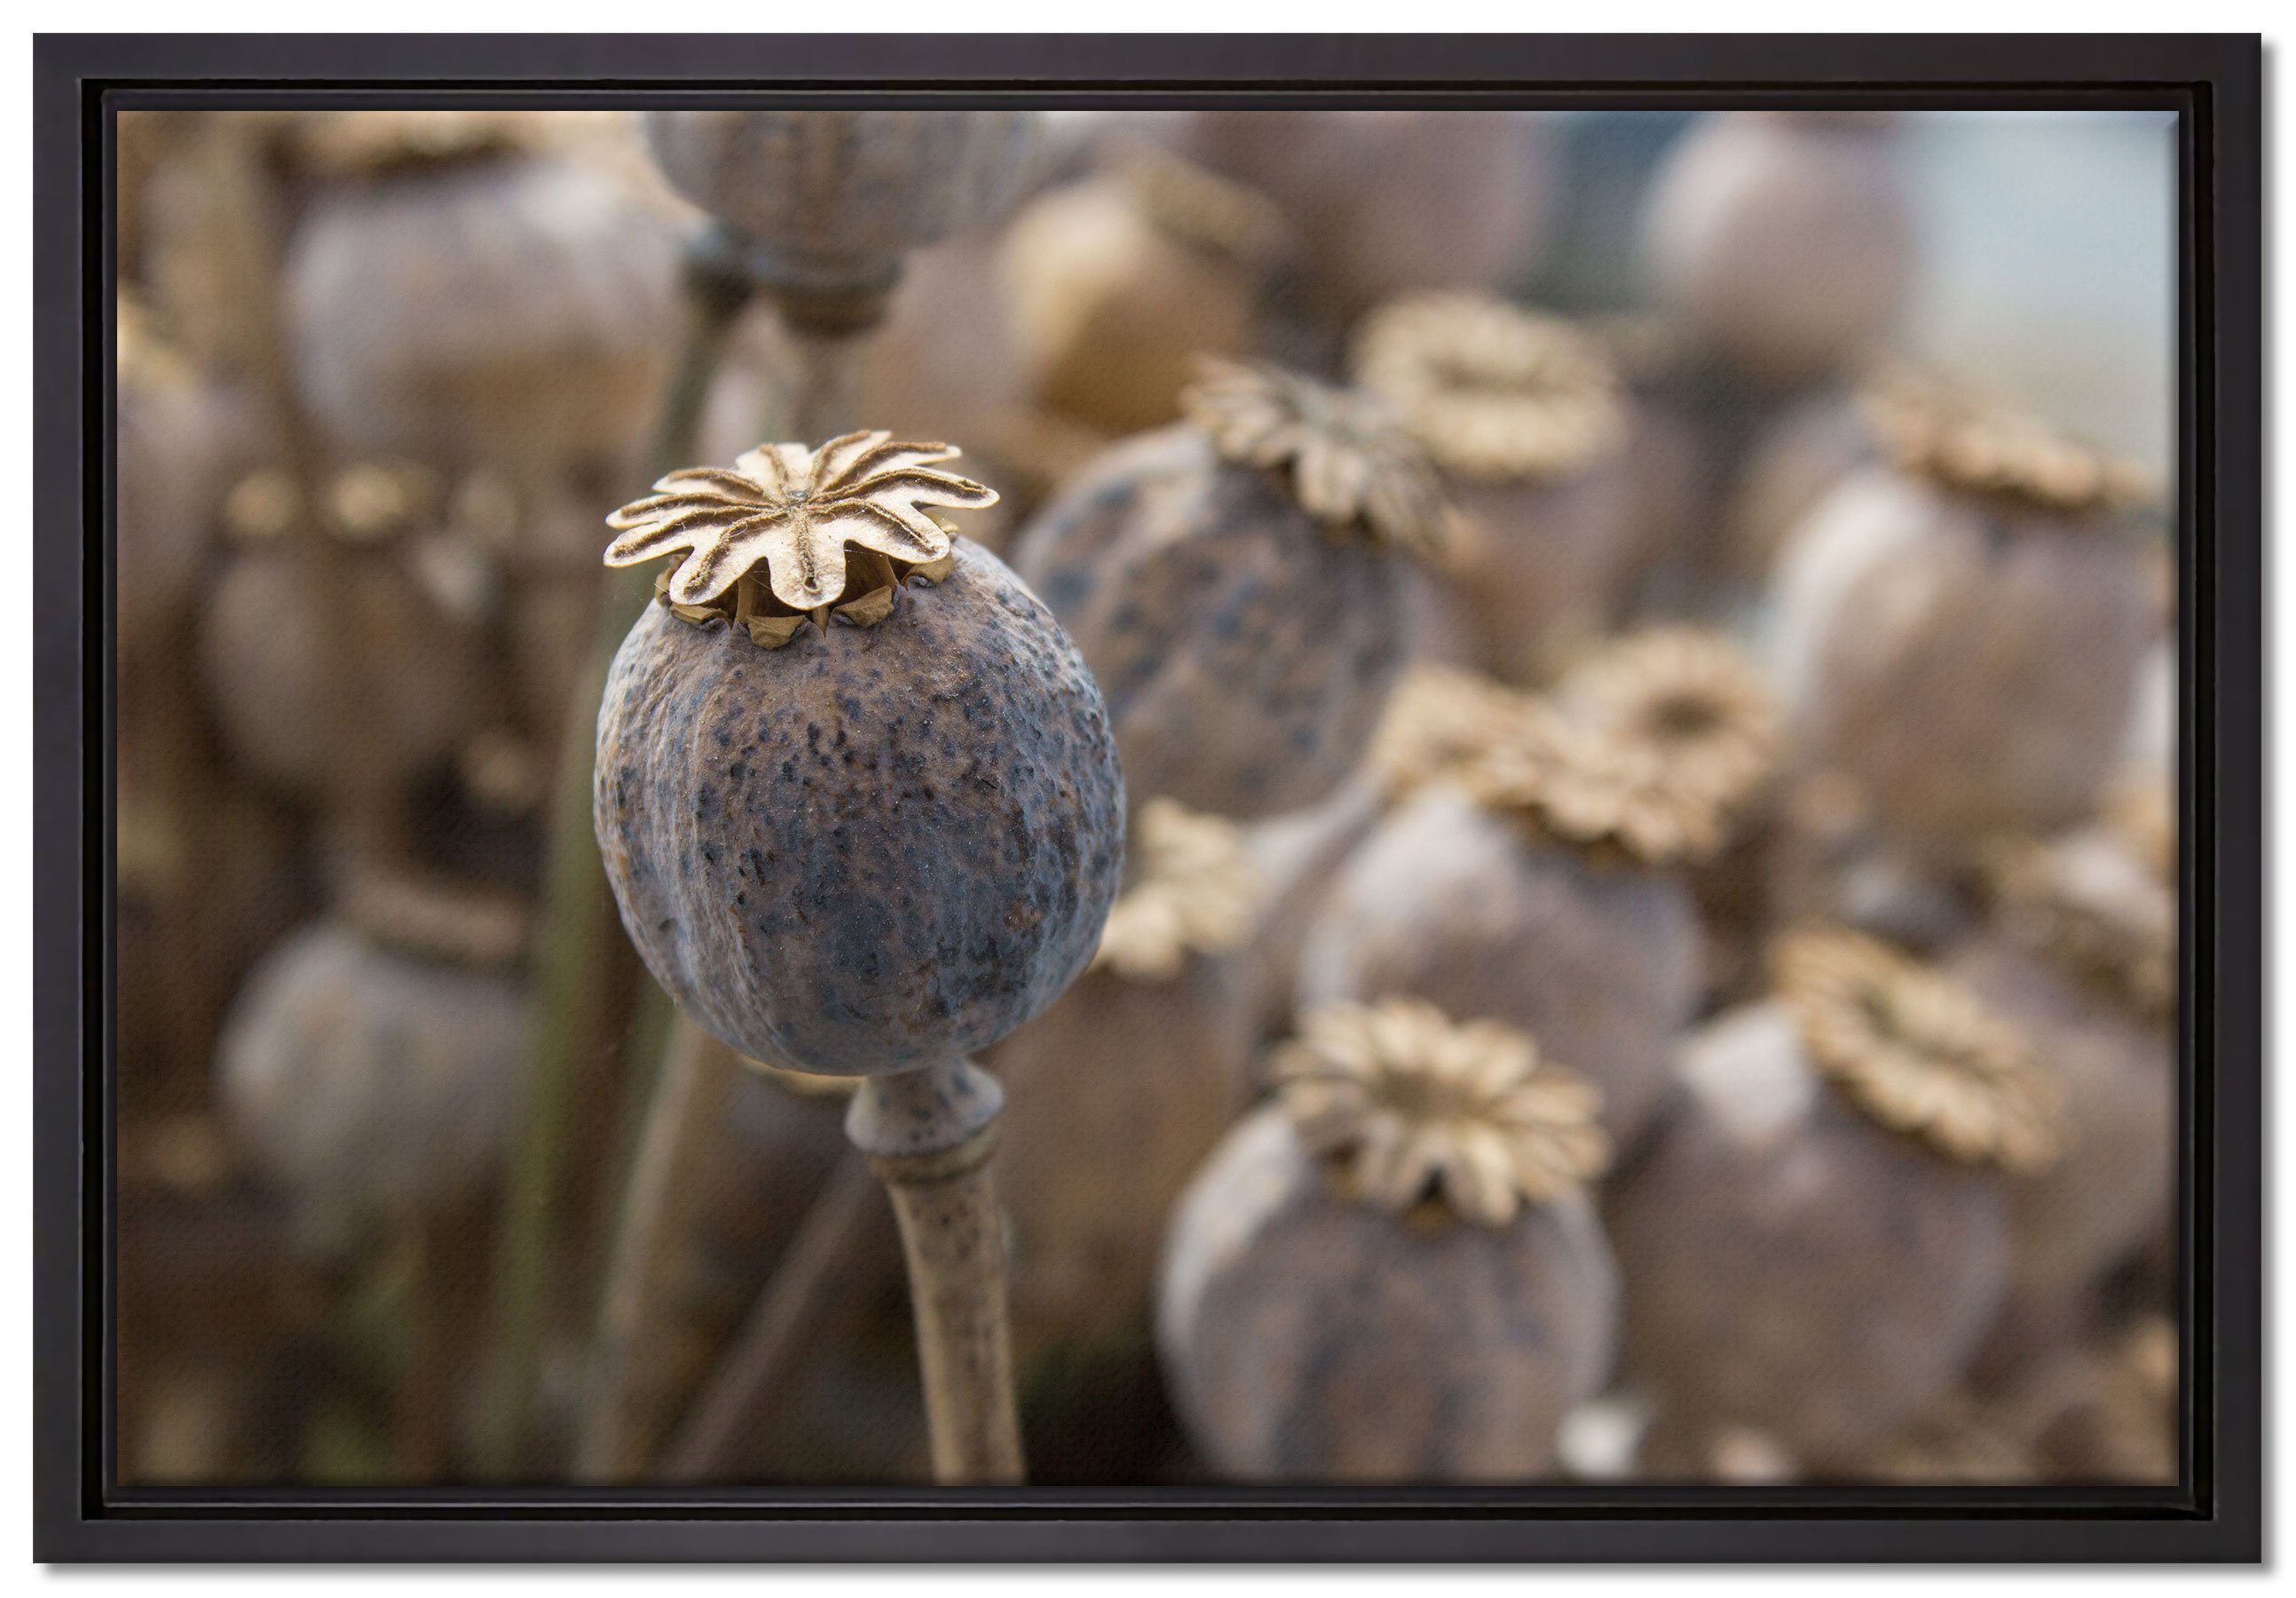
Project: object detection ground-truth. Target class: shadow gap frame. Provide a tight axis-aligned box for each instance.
[33,30,2262,1565]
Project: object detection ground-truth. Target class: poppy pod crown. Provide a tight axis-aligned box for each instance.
[1091,800,1264,985]
[1273,997,1610,1228]
[604,431,998,648]
[1859,368,2157,519]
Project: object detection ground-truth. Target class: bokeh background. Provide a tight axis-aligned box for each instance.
[112,106,2181,1489]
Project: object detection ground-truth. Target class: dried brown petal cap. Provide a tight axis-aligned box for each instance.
[1860,368,2157,518]
[1180,358,1458,566]
[1274,998,1610,1226]
[1364,665,1547,799]
[1092,799,1265,984]
[1987,823,2176,1021]
[1557,628,1783,825]
[1454,702,1736,867]
[604,431,995,645]
[1353,292,1629,483]
[1775,928,2063,1173]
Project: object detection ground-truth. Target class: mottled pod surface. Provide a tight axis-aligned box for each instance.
[1297,786,1700,1149]
[595,539,1124,1076]
[1609,1003,2009,1460]
[1011,427,1411,820]
[1158,1108,1618,1483]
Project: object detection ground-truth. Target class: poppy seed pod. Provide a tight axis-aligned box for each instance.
[284,150,678,480]
[593,431,1124,1075]
[992,800,1262,1357]
[1153,110,1552,321]
[116,300,249,643]
[1641,113,1914,387]
[1158,999,1617,1482]
[999,149,1287,436]
[1770,376,2162,850]
[1298,676,1751,1151]
[641,110,1045,301]
[1611,931,2057,1465]
[1010,360,1456,820]
[1353,294,1636,683]
[216,890,531,1257]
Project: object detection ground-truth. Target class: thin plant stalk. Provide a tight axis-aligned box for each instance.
[472,234,755,1478]
[845,1058,1025,1485]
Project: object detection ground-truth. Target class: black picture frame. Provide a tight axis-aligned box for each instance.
[33,31,2263,1564]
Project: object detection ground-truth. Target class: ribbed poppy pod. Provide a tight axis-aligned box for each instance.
[215,877,531,1256]
[999,148,1290,436]
[1952,817,2175,1330]
[1010,359,1457,821]
[990,801,1261,1359]
[641,110,1045,301]
[593,431,1124,1076]
[196,494,497,814]
[283,132,677,482]
[1152,110,1552,321]
[1610,930,2058,1467]
[1353,293,1636,684]
[1641,112,1914,387]
[1770,374,2164,850]
[1298,677,1734,1151]
[1159,999,1615,1482]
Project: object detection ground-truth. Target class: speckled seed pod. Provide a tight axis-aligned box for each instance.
[990,801,1261,1356]
[284,150,676,479]
[1611,933,2060,1465]
[642,110,1044,297]
[999,151,1286,436]
[1010,360,1456,820]
[1159,999,1616,1482]
[196,536,496,811]
[1952,821,2175,1318]
[216,899,529,1256]
[1641,112,1913,387]
[1153,110,1552,321]
[1353,294,1636,684]
[593,432,1124,1075]
[1770,378,2162,850]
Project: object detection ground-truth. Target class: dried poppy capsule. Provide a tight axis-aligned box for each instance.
[990,799,1262,1359]
[1770,372,2163,850]
[1353,293,1634,683]
[215,876,531,1255]
[1610,930,2060,1468]
[282,121,677,484]
[1952,816,2175,1340]
[593,431,1124,1075]
[1298,679,1745,1150]
[641,110,1044,305]
[999,147,1290,436]
[1010,359,1456,820]
[1158,998,1616,1482]
[1151,110,1552,321]
[196,487,497,817]
[1641,112,1914,387]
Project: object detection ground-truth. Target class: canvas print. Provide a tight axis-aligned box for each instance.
[112,105,2180,1490]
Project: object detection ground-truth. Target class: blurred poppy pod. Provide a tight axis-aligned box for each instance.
[1298,679,1732,1151]
[1641,112,1914,387]
[116,299,252,644]
[1611,930,2058,1466]
[282,130,677,487]
[1770,373,2163,851]
[1953,817,2175,1338]
[990,800,1262,1361]
[1151,109,1553,322]
[1000,148,1289,436]
[1011,360,1456,821]
[592,431,1124,1076]
[641,110,1045,308]
[1354,293,1636,683]
[216,885,531,1258]
[1158,999,1616,1481]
